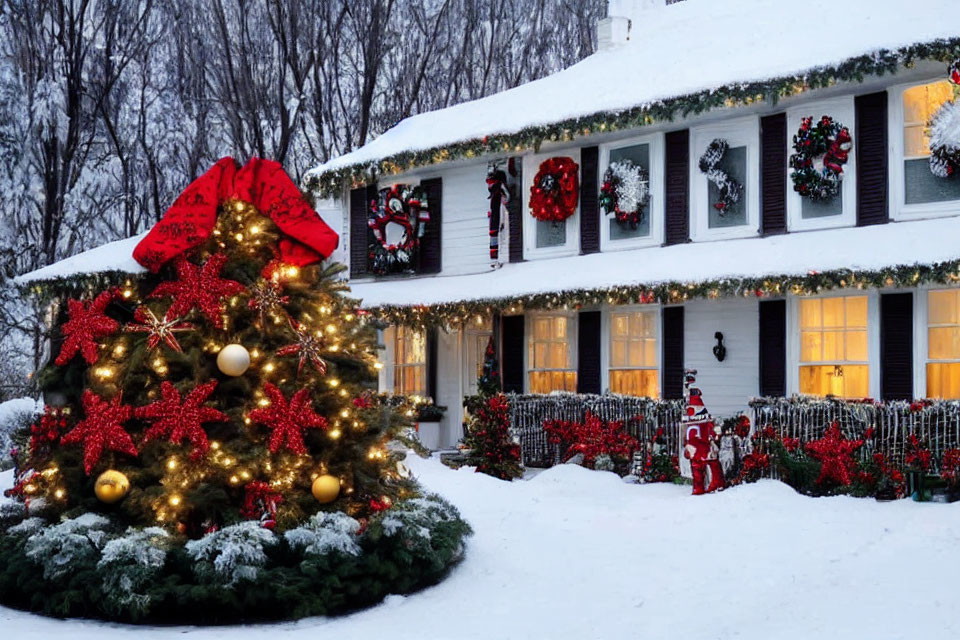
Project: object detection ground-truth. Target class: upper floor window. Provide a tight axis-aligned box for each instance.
[393,326,427,396]
[927,289,960,399]
[608,309,659,397]
[600,134,664,250]
[690,117,759,241]
[527,314,577,393]
[523,151,581,259]
[798,295,869,398]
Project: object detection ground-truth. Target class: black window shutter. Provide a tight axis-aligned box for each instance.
[662,306,684,399]
[880,292,913,401]
[856,91,889,226]
[576,310,601,394]
[426,327,439,400]
[664,129,690,246]
[419,177,442,273]
[349,187,370,277]
[580,146,600,254]
[501,315,525,393]
[508,159,524,263]
[760,113,787,235]
[758,299,787,397]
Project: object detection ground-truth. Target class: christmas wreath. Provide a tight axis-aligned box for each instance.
[599,159,650,229]
[928,64,960,179]
[368,184,429,275]
[698,139,743,214]
[789,115,852,201]
[529,156,579,223]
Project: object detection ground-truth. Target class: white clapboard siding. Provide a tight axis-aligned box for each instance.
[438,163,494,276]
[683,298,759,418]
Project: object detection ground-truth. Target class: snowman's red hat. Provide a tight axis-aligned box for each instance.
[682,370,713,425]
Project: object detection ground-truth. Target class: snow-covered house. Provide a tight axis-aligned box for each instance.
[303,0,960,448]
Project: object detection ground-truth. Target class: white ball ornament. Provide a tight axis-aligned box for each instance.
[217,343,251,376]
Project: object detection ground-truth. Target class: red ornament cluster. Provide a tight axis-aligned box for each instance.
[528,156,579,223]
[241,481,284,529]
[55,289,120,366]
[804,423,863,487]
[464,394,521,480]
[544,411,639,468]
[249,383,328,455]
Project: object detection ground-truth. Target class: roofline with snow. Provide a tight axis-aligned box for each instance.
[304,39,960,198]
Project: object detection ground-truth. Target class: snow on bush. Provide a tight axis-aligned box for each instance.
[377,494,463,554]
[97,527,170,614]
[24,513,111,579]
[185,521,277,586]
[6,516,45,537]
[284,511,362,557]
[0,397,42,469]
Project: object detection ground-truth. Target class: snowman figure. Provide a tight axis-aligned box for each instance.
[682,370,725,495]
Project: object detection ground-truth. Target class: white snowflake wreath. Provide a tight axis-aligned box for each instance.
[929,100,960,178]
[599,160,650,228]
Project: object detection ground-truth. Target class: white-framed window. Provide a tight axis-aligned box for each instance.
[523,149,581,259]
[462,317,494,396]
[890,78,960,219]
[786,97,857,231]
[792,294,873,399]
[690,116,760,241]
[526,313,577,393]
[599,133,664,250]
[604,307,659,397]
[925,288,960,399]
[393,326,427,396]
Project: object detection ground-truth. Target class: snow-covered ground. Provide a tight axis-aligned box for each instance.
[3,456,960,640]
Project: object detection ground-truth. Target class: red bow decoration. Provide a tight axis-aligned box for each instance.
[133,157,339,272]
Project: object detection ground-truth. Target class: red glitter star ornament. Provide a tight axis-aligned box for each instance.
[276,318,328,376]
[137,380,228,460]
[147,254,245,328]
[247,279,290,325]
[60,390,138,474]
[249,383,328,455]
[804,423,864,487]
[55,289,120,365]
[124,307,195,352]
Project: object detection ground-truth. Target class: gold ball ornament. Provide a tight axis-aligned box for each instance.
[311,474,341,503]
[217,343,251,376]
[94,470,130,504]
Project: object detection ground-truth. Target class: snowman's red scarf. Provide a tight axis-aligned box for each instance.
[133,157,339,272]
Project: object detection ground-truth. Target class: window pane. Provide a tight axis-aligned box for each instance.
[610,370,659,398]
[611,340,627,367]
[929,289,959,325]
[929,327,960,360]
[612,314,628,337]
[845,330,868,362]
[800,365,868,399]
[535,318,551,338]
[800,299,821,329]
[553,317,567,339]
[903,126,928,158]
[905,157,960,204]
[902,85,928,124]
[549,343,567,369]
[927,363,960,399]
[845,297,868,328]
[822,331,843,361]
[608,143,652,240]
[535,218,566,248]
[644,338,658,366]
[801,331,822,362]
[822,297,844,328]
[533,343,548,369]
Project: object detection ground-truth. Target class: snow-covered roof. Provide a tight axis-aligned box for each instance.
[307,0,960,189]
[350,217,960,308]
[14,232,147,286]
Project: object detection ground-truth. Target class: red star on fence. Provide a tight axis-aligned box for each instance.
[804,423,864,487]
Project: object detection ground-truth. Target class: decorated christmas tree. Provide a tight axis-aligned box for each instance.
[477,335,502,397]
[0,158,469,623]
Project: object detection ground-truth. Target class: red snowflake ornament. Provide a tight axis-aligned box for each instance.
[60,391,137,474]
[249,383,328,455]
[276,318,328,376]
[137,380,227,460]
[247,279,290,325]
[55,289,119,365]
[804,423,863,487]
[147,254,245,328]
[124,306,194,352]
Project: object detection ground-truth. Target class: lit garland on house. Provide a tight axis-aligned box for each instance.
[304,39,960,197]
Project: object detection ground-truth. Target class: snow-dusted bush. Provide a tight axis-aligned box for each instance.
[376,494,465,555]
[0,498,26,529]
[6,516,45,537]
[97,527,169,615]
[594,453,616,472]
[185,521,277,586]
[0,397,41,470]
[285,511,361,557]
[24,513,111,579]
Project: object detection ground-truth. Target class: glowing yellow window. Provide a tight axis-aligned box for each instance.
[394,326,426,396]
[902,80,960,205]
[609,310,658,397]
[798,296,869,398]
[927,289,960,398]
[528,315,577,393]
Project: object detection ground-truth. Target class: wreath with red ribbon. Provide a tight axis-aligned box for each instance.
[368,184,429,275]
[529,156,579,223]
[789,116,852,202]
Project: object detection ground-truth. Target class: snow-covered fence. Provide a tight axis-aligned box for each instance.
[505,393,684,467]
[750,397,960,471]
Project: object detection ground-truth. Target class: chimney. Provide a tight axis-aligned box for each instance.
[597,0,669,50]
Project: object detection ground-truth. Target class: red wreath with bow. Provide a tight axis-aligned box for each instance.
[529,156,579,223]
[133,157,339,272]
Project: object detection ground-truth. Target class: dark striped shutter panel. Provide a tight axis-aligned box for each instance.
[501,315,525,393]
[760,114,787,235]
[426,327,439,400]
[579,146,600,254]
[664,129,690,246]
[758,299,787,397]
[662,306,684,399]
[419,178,442,273]
[576,310,602,394]
[856,91,889,226]
[880,293,913,401]
[349,187,369,277]
[508,159,524,263]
